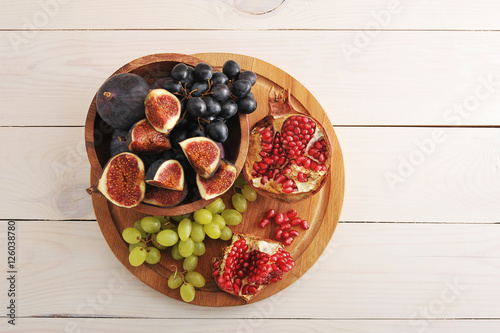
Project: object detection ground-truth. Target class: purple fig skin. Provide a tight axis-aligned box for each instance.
[96,73,149,130]
[110,129,130,157]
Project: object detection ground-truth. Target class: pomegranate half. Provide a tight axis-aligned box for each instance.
[243,88,332,203]
[212,233,295,302]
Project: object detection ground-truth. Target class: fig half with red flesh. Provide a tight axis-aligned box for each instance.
[243,88,332,203]
[144,89,181,134]
[196,159,237,200]
[128,119,171,155]
[179,137,221,179]
[142,184,188,208]
[212,233,295,302]
[145,159,184,191]
[87,152,146,208]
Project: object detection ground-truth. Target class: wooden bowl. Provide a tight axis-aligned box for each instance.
[84,53,249,216]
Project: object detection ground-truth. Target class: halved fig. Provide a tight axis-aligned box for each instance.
[179,137,221,179]
[128,119,171,155]
[212,233,295,302]
[196,159,236,200]
[87,152,145,208]
[142,184,188,208]
[243,88,332,203]
[144,89,182,134]
[145,159,184,191]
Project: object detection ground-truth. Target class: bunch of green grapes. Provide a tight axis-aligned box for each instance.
[167,268,206,303]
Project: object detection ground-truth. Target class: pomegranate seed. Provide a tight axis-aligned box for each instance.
[296,156,306,165]
[266,209,277,219]
[283,167,292,174]
[261,175,268,185]
[280,223,291,231]
[318,153,326,163]
[297,172,308,182]
[308,148,317,156]
[282,187,294,193]
[263,157,273,165]
[278,156,286,165]
[314,164,323,172]
[289,230,300,237]
[282,231,290,239]
[259,218,271,228]
[275,229,283,240]
[300,220,310,230]
[290,217,302,226]
[284,237,294,246]
[310,161,317,170]
[253,162,260,171]
[287,209,298,218]
[303,158,311,169]
[283,179,294,188]
[233,283,240,293]
[275,213,285,225]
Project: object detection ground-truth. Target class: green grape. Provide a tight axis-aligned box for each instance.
[178,238,195,257]
[178,218,192,241]
[193,209,212,225]
[129,242,143,252]
[205,198,224,215]
[241,185,257,202]
[183,255,198,271]
[122,227,142,244]
[218,202,226,214]
[220,226,233,241]
[171,242,183,261]
[193,241,206,256]
[190,222,205,242]
[129,247,147,266]
[171,213,191,222]
[204,222,221,239]
[185,271,206,288]
[140,216,161,233]
[212,214,226,229]
[154,215,168,224]
[232,193,248,213]
[180,283,196,302]
[133,220,147,238]
[156,229,179,247]
[145,247,161,264]
[168,271,183,289]
[151,233,167,250]
[221,209,242,226]
[234,171,247,187]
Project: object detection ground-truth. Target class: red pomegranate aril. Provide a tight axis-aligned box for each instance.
[282,231,289,239]
[261,175,268,185]
[283,179,294,188]
[289,230,300,237]
[259,218,271,228]
[253,162,260,171]
[287,209,298,218]
[314,164,323,172]
[280,223,291,231]
[309,161,317,170]
[290,217,302,226]
[259,151,268,158]
[302,158,311,169]
[308,148,317,156]
[300,220,310,230]
[274,174,286,184]
[266,209,277,219]
[278,156,286,165]
[275,229,283,240]
[314,141,322,149]
[318,153,326,163]
[296,156,306,165]
[275,213,285,225]
[282,186,294,193]
[284,237,294,246]
[297,172,308,182]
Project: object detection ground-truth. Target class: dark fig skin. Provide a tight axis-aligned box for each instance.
[96,73,149,130]
[110,129,130,157]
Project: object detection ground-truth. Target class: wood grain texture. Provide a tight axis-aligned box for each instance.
[2,31,500,127]
[3,221,499,319]
[88,53,345,306]
[9,318,500,333]
[1,127,499,222]
[2,0,500,30]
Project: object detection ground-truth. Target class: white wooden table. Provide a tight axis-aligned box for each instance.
[1,1,500,332]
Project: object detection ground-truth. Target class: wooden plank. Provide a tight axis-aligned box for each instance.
[6,318,500,333]
[2,221,499,319]
[2,31,500,126]
[1,127,499,222]
[2,0,500,30]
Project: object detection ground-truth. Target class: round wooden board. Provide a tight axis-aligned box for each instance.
[89,53,345,306]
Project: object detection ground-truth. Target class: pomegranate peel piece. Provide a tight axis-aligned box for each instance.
[212,232,295,302]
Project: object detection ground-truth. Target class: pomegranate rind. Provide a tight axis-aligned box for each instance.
[212,232,294,302]
[128,119,172,155]
[196,160,237,200]
[243,111,332,203]
[179,137,221,179]
[145,159,184,191]
[144,89,181,134]
[95,152,146,208]
[142,184,188,208]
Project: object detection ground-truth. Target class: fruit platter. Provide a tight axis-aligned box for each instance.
[85,53,345,306]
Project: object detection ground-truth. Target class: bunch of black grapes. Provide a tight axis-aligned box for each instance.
[164,60,258,146]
